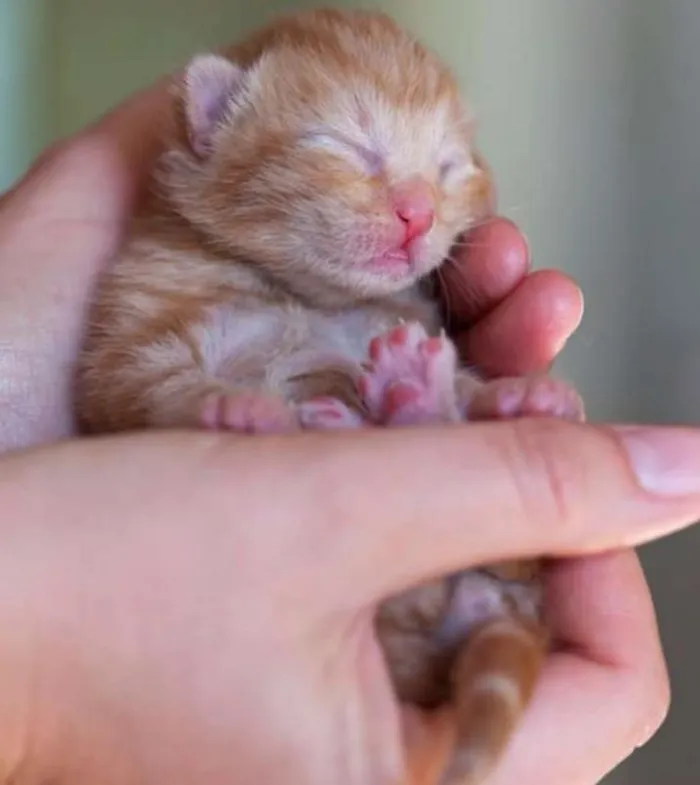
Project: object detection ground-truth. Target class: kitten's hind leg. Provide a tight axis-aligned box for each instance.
[436,570,548,785]
[352,323,558,785]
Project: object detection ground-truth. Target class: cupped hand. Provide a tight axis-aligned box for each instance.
[1,420,699,785]
[0,75,681,785]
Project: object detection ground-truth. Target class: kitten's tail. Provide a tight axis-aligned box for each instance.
[440,616,547,785]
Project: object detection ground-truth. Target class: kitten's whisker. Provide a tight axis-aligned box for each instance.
[499,204,526,215]
[435,267,454,328]
[448,243,492,254]
[442,256,466,274]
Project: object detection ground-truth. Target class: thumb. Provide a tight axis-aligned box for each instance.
[280,419,700,604]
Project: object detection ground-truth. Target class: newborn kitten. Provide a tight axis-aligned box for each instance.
[75,9,583,784]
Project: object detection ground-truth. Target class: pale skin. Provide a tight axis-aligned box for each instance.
[2,76,700,785]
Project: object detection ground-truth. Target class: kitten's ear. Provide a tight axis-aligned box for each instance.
[184,54,246,157]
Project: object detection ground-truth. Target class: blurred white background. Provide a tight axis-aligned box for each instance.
[2,1,700,781]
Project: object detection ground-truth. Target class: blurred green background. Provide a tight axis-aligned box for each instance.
[2,1,700,782]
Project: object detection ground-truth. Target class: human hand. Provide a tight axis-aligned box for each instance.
[0,418,699,785]
[0,74,672,785]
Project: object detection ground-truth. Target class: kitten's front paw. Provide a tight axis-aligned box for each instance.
[358,323,460,426]
[297,397,365,430]
[464,376,584,422]
[199,392,299,434]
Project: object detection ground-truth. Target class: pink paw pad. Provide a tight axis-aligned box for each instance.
[466,377,585,422]
[359,322,460,426]
[199,392,298,434]
[297,397,365,431]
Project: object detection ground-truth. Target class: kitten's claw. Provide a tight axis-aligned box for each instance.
[297,397,365,430]
[199,391,298,434]
[358,323,460,425]
[464,376,585,422]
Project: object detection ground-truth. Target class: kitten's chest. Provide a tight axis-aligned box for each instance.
[308,309,398,360]
[303,295,442,362]
[269,300,441,404]
[202,289,442,391]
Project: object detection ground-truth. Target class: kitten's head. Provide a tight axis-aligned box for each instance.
[163,8,493,301]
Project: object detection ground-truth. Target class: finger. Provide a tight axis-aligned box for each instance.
[403,551,666,785]
[0,77,174,449]
[7,424,700,610]
[268,421,700,602]
[0,74,173,227]
[456,269,583,377]
[0,75,173,306]
[545,550,661,668]
[439,217,530,331]
[486,550,668,785]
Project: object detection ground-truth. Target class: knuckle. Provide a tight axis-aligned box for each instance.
[22,137,81,186]
[36,135,104,188]
[31,138,73,171]
[0,136,94,222]
[607,639,672,763]
[498,418,585,538]
[628,660,672,750]
[28,131,116,197]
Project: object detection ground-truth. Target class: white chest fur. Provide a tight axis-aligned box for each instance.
[193,297,437,392]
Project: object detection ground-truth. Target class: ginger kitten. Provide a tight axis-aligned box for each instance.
[75,9,582,784]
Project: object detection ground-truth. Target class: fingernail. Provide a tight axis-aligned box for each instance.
[552,287,585,356]
[614,426,700,497]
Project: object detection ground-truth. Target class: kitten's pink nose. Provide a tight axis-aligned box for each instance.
[392,178,435,248]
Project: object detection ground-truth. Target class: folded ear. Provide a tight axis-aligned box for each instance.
[184,54,246,157]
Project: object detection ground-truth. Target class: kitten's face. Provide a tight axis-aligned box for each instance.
[169,9,493,300]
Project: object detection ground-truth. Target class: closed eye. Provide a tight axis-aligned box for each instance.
[439,160,456,182]
[439,156,477,186]
[302,131,384,175]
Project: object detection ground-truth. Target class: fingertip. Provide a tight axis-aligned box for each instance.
[86,73,175,145]
[1,73,176,222]
[441,216,530,328]
[464,216,531,279]
[80,73,176,190]
[543,550,670,748]
[534,270,584,355]
[458,269,584,377]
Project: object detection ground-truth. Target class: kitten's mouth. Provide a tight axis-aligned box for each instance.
[368,251,413,275]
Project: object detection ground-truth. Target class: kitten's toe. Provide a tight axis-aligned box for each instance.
[297,397,365,430]
[199,391,299,434]
[358,323,460,425]
[464,377,584,422]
